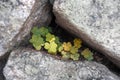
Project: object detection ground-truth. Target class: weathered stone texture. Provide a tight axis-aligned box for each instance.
[53,0,120,67]
[0,0,52,57]
[3,48,120,80]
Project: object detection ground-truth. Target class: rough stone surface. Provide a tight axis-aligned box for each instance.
[4,48,120,80]
[53,0,120,67]
[0,0,52,57]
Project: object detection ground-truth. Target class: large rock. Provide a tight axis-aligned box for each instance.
[53,0,120,67]
[3,48,120,80]
[0,0,52,57]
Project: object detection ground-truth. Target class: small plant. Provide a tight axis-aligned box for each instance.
[29,35,44,50]
[81,48,93,61]
[29,26,94,61]
[58,41,80,60]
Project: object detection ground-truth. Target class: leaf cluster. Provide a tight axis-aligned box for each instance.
[30,27,61,55]
[58,39,81,60]
[29,26,94,61]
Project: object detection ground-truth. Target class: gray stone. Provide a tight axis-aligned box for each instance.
[53,0,120,67]
[3,48,120,80]
[0,0,52,57]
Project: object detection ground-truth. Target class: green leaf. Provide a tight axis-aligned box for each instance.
[81,48,93,61]
[62,42,72,51]
[70,53,80,60]
[70,46,78,54]
[29,35,44,50]
[46,33,55,42]
[55,36,60,44]
[55,36,62,49]
[39,27,49,37]
[31,27,41,36]
[44,42,50,50]
[61,51,70,59]
[47,26,52,33]
[58,46,63,52]
[73,38,82,49]
[44,41,57,55]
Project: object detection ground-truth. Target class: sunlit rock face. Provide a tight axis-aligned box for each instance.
[4,48,120,80]
[53,0,120,67]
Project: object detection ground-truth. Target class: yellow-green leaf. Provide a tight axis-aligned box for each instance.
[70,53,80,60]
[29,35,44,50]
[61,51,70,59]
[46,33,55,42]
[81,48,93,61]
[62,42,72,51]
[44,42,50,50]
[48,42,57,54]
[73,38,82,48]
[70,46,78,54]
[44,41,57,55]
[58,46,63,52]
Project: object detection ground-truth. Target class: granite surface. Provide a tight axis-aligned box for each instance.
[53,0,120,67]
[3,48,120,80]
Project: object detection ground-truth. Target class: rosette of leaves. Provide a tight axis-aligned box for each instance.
[46,33,55,42]
[61,51,70,59]
[29,35,44,50]
[70,46,78,54]
[31,27,51,37]
[70,53,80,60]
[44,33,58,55]
[31,27,41,36]
[30,26,52,50]
[81,48,93,61]
[44,41,57,55]
[62,42,72,51]
[30,26,94,61]
[59,41,80,60]
[39,27,49,37]
[73,38,82,48]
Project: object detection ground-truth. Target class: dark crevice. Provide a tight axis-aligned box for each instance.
[0,51,11,80]
[49,15,120,76]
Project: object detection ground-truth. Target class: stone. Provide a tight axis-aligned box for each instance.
[53,0,120,67]
[0,0,52,57]
[3,48,120,80]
